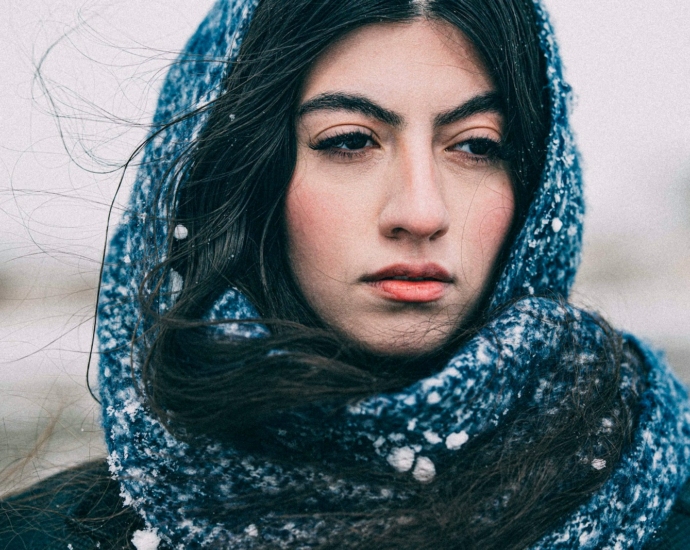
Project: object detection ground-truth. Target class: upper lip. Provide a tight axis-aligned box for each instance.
[361,263,453,283]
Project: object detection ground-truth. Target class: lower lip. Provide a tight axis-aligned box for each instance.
[370,280,447,303]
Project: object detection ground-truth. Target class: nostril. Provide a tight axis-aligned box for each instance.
[383,218,449,240]
[430,225,449,240]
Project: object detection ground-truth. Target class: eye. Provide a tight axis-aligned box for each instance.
[452,137,501,159]
[331,132,374,151]
[310,131,376,156]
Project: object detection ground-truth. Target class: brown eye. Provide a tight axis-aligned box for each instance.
[311,131,375,152]
[454,138,500,157]
[336,133,373,150]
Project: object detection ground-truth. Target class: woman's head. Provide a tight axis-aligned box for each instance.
[167,0,549,356]
[287,19,514,354]
[100,4,645,548]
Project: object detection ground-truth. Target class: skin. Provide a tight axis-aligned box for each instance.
[285,19,515,355]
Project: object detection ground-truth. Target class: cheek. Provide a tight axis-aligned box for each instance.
[478,188,514,251]
[284,174,356,294]
[459,175,515,279]
[285,179,329,273]
[285,153,377,279]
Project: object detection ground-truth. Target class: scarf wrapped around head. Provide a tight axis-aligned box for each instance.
[98,0,690,548]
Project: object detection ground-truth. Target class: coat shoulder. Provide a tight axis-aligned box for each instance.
[0,460,143,550]
[646,476,690,549]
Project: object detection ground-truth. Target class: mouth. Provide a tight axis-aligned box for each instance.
[361,264,452,303]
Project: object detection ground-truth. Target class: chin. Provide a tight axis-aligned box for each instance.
[346,323,456,357]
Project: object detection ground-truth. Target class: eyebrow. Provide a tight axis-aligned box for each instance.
[297,91,503,128]
[434,91,503,127]
[298,93,403,126]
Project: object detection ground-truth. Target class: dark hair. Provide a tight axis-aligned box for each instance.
[146,0,551,431]
[126,0,641,547]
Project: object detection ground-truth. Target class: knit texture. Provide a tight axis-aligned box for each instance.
[97,1,690,548]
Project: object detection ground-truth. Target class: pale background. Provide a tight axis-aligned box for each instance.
[1,0,689,495]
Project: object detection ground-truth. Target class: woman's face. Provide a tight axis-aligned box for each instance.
[286,19,514,355]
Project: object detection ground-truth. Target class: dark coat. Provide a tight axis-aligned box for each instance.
[0,461,142,549]
[1,460,688,549]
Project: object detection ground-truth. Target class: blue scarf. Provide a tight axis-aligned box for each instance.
[98,1,690,548]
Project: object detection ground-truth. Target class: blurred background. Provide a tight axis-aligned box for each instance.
[1,0,689,495]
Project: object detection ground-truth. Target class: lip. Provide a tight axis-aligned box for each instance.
[362,263,453,303]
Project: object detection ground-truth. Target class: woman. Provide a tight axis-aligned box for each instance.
[2,0,689,548]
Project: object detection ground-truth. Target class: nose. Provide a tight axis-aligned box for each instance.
[379,140,450,242]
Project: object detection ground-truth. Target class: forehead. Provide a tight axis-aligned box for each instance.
[300,19,494,106]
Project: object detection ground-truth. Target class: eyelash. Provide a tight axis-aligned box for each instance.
[310,131,375,159]
[310,131,508,165]
[449,137,507,165]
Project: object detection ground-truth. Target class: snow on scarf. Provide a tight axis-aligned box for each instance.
[97,0,690,548]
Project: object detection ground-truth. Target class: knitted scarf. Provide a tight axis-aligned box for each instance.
[97,1,690,548]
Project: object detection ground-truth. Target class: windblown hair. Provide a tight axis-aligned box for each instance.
[124,0,642,548]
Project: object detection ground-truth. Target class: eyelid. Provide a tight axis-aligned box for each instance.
[439,123,502,145]
[313,136,374,162]
[309,123,380,145]
[445,136,510,168]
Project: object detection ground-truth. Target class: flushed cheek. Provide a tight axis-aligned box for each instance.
[479,200,514,251]
[457,178,514,285]
[285,177,362,310]
[286,182,331,271]
[479,188,515,255]
[285,151,384,271]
